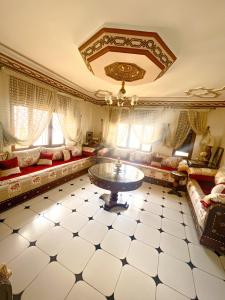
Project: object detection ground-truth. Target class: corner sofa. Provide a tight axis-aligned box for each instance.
[0,146,95,211]
[186,166,225,253]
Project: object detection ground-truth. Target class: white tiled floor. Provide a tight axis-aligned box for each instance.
[0,172,225,300]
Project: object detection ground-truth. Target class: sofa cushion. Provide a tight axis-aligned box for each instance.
[161,156,182,169]
[11,147,41,167]
[37,152,53,166]
[66,145,82,157]
[188,167,217,182]
[211,183,225,194]
[129,151,152,164]
[42,146,65,160]
[112,148,131,160]
[0,155,87,181]
[0,157,21,178]
[63,149,71,161]
[0,152,9,161]
[215,167,225,185]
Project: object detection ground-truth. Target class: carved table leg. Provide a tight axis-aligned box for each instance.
[100,192,129,211]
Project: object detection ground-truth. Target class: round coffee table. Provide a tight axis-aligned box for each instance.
[88,163,144,210]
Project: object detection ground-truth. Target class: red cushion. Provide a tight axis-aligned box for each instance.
[0,155,87,181]
[189,174,215,183]
[0,157,19,169]
[198,180,215,195]
[40,152,53,160]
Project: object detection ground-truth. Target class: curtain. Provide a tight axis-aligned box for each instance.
[168,111,191,149]
[56,94,82,145]
[129,110,163,145]
[188,110,208,135]
[0,122,21,152]
[105,108,122,147]
[9,76,54,146]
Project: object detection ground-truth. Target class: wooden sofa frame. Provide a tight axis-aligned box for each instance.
[187,193,225,254]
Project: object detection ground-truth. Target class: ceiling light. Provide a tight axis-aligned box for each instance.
[105,81,139,107]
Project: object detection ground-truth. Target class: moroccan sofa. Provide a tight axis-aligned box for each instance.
[186,166,225,253]
[0,146,95,211]
[97,147,186,186]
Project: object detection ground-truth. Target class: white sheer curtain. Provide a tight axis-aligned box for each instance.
[9,76,55,146]
[56,94,82,145]
[105,108,122,147]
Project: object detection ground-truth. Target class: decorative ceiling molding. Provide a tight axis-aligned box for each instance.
[0,49,225,108]
[0,52,99,105]
[104,62,146,82]
[185,86,225,98]
[95,98,225,108]
[79,27,176,84]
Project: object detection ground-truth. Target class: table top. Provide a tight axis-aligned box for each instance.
[88,163,144,183]
[171,171,187,178]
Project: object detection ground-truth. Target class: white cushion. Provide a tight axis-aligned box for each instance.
[129,151,152,163]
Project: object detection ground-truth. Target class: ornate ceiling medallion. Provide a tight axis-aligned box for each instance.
[185,86,225,98]
[79,27,176,85]
[104,62,145,82]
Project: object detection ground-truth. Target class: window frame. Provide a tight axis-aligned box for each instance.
[13,112,65,151]
[173,130,196,159]
[116,122,152,152]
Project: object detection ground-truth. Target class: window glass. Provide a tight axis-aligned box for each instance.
[13,106,29,140]
[129,124,142,149]
[116,123,129,147]
[33,127,49,146]
[52,113,64,145]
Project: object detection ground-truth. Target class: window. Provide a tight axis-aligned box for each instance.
[174,129,196,158]
[13,106,64,148]
[117,123,152,151]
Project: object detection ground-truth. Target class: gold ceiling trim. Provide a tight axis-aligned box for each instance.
[104,62,146,82]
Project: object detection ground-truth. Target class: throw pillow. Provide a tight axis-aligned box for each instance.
[63,149,71,161]
[66,146,82,157]
[0,157,21,178]
[211,184,225,194]
[161,157,182,169]
[41,146,65,160]
[215,167,225,185]
[113,148,131,160]
[37,152,53,166]
[0,152,9,161]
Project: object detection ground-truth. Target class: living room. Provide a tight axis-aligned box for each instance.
[0,1,225,300]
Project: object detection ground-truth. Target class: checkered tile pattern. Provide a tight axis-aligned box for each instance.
[0,174,225,300]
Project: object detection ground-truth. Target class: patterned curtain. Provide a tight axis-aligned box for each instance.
[168,111,191,149]
[188,110,208,135]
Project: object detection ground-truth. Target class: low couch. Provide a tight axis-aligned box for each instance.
[0,146,95,211]
[186,166,225,253]
[97,147,185,187]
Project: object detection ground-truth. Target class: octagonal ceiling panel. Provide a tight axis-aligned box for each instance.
[79,27,176,85]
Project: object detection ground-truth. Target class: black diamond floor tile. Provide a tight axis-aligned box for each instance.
[121,258,128,266]
[152,275,162,286]
[75,272,83,282]
[49,255,57,263]
[73,232,79,237]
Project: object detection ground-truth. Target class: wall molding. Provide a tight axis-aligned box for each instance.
[0,45,225,108]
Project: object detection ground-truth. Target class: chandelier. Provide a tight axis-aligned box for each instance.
[104,81,139,107]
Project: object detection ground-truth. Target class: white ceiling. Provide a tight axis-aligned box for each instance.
[0,0,225,99]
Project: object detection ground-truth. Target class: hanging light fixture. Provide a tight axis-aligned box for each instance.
[105,81,139,107]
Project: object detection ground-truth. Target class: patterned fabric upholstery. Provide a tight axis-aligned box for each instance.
[11,148,41,167]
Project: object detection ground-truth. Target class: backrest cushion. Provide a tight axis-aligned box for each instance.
[66,146,82,157]
[215,167,225,185]
[0,157,21,178]
[11,147,41,167]
[211,184,225,194]
[129,151,153,164]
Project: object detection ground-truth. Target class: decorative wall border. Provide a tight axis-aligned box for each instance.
[0,52,99,105]
[1,51,225,108]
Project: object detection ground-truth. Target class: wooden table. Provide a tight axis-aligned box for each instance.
[168,171,187,197]
[88,163,144,210]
